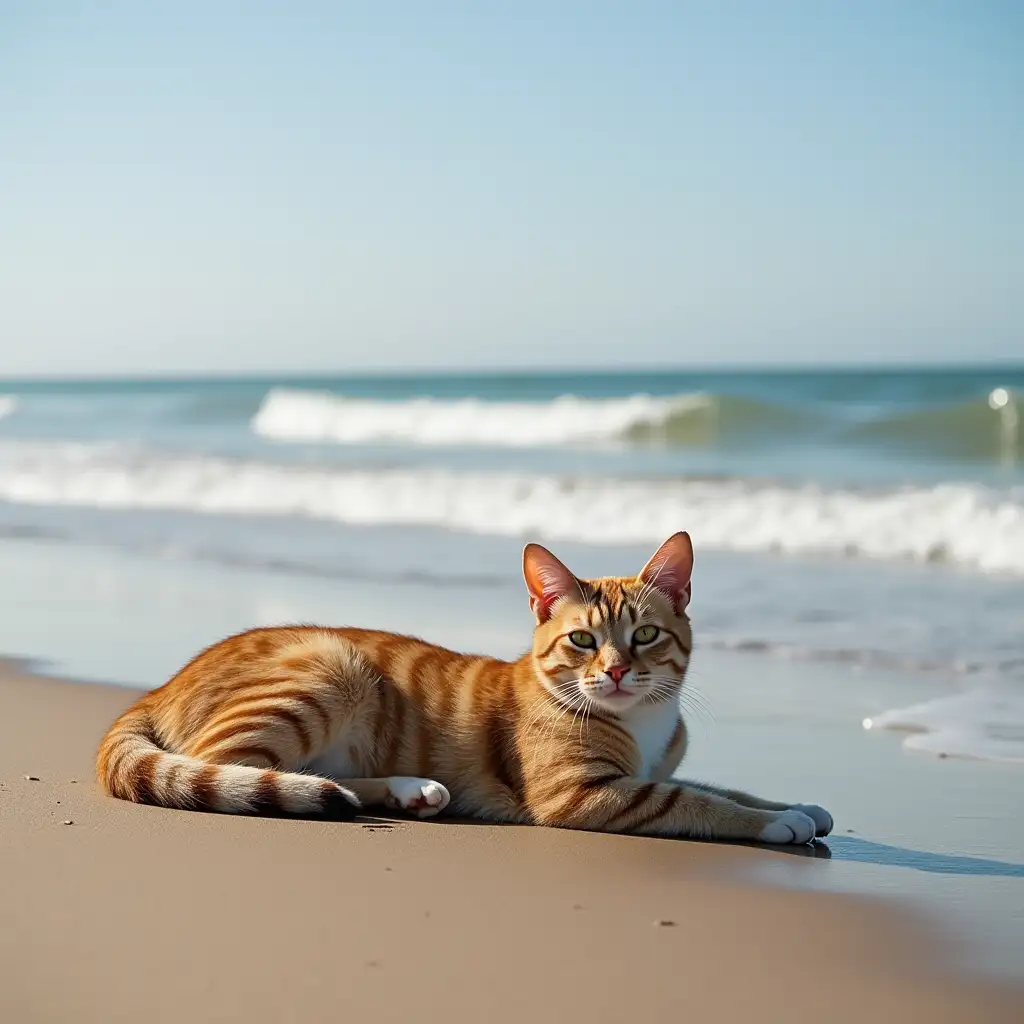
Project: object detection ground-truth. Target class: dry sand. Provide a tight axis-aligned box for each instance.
[1,662,1021,1023]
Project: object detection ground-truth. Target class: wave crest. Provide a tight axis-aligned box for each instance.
[251,387,722,447]
[248,387,811,448]
[250,385,1022,460]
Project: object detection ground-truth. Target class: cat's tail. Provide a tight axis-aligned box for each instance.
[95,701,360,818]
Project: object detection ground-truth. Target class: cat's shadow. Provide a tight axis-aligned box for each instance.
[355,811,833,859]
[823,834,1024,877]
[250,806,1024,875]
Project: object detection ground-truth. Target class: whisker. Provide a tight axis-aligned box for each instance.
[569,693,591,746]
[534,686,588,750]
[521,683,577,734]
[677,690,716,724]
[526,687,578,731]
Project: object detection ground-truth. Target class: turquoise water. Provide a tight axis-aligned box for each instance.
[1,367,1022,760]
[3,367,1023,484]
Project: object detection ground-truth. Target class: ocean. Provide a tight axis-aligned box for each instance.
[1,367,1022,762]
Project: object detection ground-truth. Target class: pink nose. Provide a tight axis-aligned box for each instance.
[607,664,630,684]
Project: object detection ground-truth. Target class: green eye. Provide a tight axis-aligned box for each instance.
[634,625,660,645]
[568,630,597,649]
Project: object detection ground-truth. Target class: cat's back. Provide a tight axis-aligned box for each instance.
[154,624,500,708]
[331,626,505,700]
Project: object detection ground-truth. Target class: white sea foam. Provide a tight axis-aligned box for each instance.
[864,688,1024,762]
[1,441,1024,573]
[251,387,713,447]
[0,395,17,419]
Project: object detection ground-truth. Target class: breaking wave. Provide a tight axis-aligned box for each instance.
[1,440,1023,573]
[250,386,1022,460]
[250,387,809,448]
[0,395,17,420]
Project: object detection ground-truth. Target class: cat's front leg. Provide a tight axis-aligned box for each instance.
[788,803,833,836]
[682,780,833,838]
[530,773,820,844]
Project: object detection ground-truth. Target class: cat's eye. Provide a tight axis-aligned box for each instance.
[633,625,660,645]
[568,630,597,649]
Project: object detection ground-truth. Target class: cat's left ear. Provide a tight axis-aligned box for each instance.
[638,531,693,612]
[523,543,580,623]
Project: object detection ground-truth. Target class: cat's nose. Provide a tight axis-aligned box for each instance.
[607,664,630,684]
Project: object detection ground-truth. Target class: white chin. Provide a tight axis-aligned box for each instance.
[591,690,642,711]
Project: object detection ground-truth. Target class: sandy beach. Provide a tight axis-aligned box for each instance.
[5,3,1023,1020]
[1,661,1021,1024]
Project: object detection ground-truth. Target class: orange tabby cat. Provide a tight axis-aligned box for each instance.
[97,532,833,844]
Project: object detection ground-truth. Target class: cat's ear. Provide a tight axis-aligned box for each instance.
[523,543,579,623]
[638,531,694,612]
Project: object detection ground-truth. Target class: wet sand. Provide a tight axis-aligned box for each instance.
[1,663,1021,1023]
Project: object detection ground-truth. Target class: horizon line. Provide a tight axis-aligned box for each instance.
[3,359,1024,385]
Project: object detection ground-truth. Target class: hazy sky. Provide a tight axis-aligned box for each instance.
[1,2,1021,377]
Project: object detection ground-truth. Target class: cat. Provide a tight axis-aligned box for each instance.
[97,531,833,844]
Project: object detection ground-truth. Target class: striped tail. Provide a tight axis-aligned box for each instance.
[96,703,360,818]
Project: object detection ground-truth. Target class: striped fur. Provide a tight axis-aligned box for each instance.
[96,532,833,844]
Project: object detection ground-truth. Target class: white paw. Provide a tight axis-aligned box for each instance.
[759,809,817,845]
[791,803,833,837]
[386,777,451,818]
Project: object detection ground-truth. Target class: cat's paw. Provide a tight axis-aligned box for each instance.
[790,803,833,837]
[386,777,451,818]
[758,809,817,845]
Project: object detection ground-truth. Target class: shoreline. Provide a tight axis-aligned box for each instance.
[2,660,1022,1022]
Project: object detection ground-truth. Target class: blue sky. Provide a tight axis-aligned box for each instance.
[1,2,1021,376]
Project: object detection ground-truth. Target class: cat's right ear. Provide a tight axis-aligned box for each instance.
[523,543,579,623]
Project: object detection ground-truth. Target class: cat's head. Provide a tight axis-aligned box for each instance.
[523,532,693,715]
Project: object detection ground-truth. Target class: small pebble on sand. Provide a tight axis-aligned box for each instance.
[654,919,677,928]
[63,820,74,825]
[24,775,40,781]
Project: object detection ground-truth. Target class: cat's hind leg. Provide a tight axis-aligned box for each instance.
[340,777,451,819]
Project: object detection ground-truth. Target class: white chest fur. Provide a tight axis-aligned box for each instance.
[620,701,680,779]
